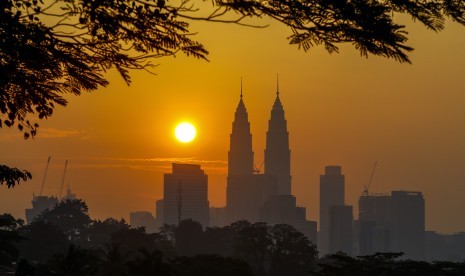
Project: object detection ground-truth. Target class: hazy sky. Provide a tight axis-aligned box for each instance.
[1,12,465,234]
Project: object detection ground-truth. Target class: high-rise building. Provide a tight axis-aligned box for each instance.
[227,174,278,223]
[358,193,392,255]
[228,86,254,176]
[225,80,317,244]
[264,82,291,195]
[130,211,157,233]
[226,87,277,223]
[163,163,209,227]
[390,191,425,260]
[260,195,317,244]
[25,195,58,224]
[209,207,227,227]
[319,166,345,255]
[357,190,425,260]
[329,205,353,255]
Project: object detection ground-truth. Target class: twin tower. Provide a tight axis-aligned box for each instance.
[226,80,293,223]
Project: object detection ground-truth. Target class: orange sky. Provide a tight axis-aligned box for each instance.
[1,14,465,233]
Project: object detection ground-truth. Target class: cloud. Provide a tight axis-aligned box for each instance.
[38,128,82,138]
[71,156,228,175]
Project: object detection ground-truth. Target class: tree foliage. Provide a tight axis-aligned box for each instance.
[37,199,92,243]
[0,165,32,188]
[0,213,24,266]
[1,0,465,139]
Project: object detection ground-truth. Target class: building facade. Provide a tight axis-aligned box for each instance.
[319,166,345,255]
[163,163,209,227]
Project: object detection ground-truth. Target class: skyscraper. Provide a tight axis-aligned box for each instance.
[390,191,425,260]
[264,79,291,195]
[319,166,345,255]
[357,190,425,260]
[228,84,254,176]
[226,85,277,222]
[163,163,209,227]
[329,205,353,255]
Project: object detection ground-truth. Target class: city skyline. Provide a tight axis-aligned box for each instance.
[1,16,465,234]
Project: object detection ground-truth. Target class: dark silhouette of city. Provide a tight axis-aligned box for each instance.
[2,82,465,275]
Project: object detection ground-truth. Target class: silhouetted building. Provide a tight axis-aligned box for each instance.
[209,207,227,227]
[155,199,164,226]
[357,190,425,260]
[226,88,278,223]
[390,191,425,260]
[25,195,59,224]
[225,81,316,242]
[260,195,317,244]
[329,205,353,255]
[358,193,392,255]
[227,174,278,223]
[130,211,157,233]
[265,86,291,195]
[163,163,209,227]
[425,231,465,262]
[319,166,345,255]
[228,87,254,176]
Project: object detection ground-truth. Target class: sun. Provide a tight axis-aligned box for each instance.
[175,122,196,143]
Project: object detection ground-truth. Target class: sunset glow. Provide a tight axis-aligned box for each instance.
[175,122,196,143]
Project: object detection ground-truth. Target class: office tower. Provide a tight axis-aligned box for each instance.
[319,166,345,255]
[226,87,277,223]
[358,193,391,255]
[260,195,317,244]
[357,190,425,260]
[329,205,353,255]
[228,86,254,176]
[209,207,227,227]
[227,173,278,223]
[130,211,157,233]
[163,163,209,227]
[390,191,425,260]
[156,199,164,224]
[264,80,291,195]
[25,195,59,224]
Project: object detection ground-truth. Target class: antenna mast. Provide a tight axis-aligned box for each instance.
[39,156,51,196]
[177,181,182,225]
[59,160,68,199]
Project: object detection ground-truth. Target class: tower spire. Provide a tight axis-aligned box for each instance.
[276,74,279,97]
[240,77,243,99]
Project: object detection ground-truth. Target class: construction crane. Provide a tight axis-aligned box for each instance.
[59,160,68,199]
[38,156,51,196]
[363,161,378,196]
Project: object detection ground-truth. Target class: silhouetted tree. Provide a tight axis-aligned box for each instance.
[233,221,271,276]
[269,224,318,276]
[171,254,254,276]
[98,243,130,276]
[87,218,129,250]
[37,199,91,244]
[202,226,235,256]
[175,219,204,257]
[18,221,70,263]
[2,0,465,140]
[39,244,99,276]
[2,0,465,186]
[0,165,31,188]
[0,213,23,266]
[127,249,170,276]
[110,227,158,259]
[311,252,465,276]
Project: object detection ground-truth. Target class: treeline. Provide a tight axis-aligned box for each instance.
[1,199,465,275]
[1,199,316,275]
